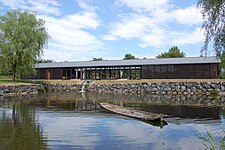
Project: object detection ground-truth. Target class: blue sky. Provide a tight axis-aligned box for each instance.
[0,0,212,62]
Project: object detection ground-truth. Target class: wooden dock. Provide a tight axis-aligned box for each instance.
[100,102,166,122]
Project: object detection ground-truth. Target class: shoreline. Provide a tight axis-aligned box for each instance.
[0,79,225,97]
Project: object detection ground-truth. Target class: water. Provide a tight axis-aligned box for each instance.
[0,92,225,150]
[79,80,87,92]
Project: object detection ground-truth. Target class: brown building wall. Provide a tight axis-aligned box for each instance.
[141,63,219,79]
[31,63,219,80]
[36,68,62,79]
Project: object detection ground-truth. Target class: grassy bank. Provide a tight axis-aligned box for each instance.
[0,76,83,85]
[30,79,83,85]
[92,79,225,84]
[0,75,31,85]
[1,75,224,86]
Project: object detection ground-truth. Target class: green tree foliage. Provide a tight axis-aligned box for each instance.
[123,54,139,79]
[156,46,185,58]
[123,53,136,60]
[220,52,225,69]
[93,57,103,61]
[197,0,225,56]
[0,10,49,81]
[36,59,54,63]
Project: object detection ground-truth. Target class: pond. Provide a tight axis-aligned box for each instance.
[0,92,225,150]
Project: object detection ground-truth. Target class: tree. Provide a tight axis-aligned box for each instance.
[156,46,185,58]
[92,57,103,61]
[36,59,54,63]
[197,0,225,57]
[0,10,49,81]
[123,53,136,60]
[220,52,225,70]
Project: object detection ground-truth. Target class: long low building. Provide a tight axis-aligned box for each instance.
[32,57,220,80]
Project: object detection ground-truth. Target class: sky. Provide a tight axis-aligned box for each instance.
[0,0,214,62]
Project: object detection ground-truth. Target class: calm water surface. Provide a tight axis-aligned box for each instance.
[0,92,225,150]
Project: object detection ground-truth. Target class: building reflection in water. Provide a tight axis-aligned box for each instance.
[18,91,224,125]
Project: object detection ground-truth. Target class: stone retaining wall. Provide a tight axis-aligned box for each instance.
[0,84,43,96]
[1,81,225,97]
[41,84,81,92]
[0,84,81,97]
[88,82,225,95]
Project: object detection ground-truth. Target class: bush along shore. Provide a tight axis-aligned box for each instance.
[1,81,225,97]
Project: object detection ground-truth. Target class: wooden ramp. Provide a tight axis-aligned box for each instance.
[100,102,166,122]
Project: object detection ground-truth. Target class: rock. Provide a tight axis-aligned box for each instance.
[0,90,4,95]
[175,86,180,91]
[151,88,158,92]
[131,84,136,88]
[181,86,186,92]
[204,84,211,89]
[172,91,177,95]
[162,91,166,94]
[221,85,225,91]
[191,87,197,92]
[4,89,10,93]
[164,87,172,92]
[202,88,207,92]
[210,84,216,88]
[183,92,188,95]
[21,92,28,95]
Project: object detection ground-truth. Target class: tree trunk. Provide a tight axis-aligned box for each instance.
[12,104,16,125]
[12,63,16,82]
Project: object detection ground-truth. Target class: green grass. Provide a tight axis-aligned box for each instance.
[0,75,12,84]
[0,75,31,85]
[0,75,10,80]
[0,75,83,85]
[198,130,225,150]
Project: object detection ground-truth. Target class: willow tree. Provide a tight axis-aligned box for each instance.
[197,0,225,57]
[0,10,49,81]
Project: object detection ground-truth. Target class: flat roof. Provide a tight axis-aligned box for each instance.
[35,57,220,69]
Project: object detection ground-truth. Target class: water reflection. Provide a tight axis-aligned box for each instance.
[25,92,223,122]
[0,92,224,150]
[0,103,47,150]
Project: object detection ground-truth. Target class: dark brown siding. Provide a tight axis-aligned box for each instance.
[35,68,62,79]
[37,69,47,79]
[51,68,62,79]
[24,63,219,80]
[141,63,219,79]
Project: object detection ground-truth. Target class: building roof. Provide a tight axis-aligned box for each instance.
[35,57,220,69]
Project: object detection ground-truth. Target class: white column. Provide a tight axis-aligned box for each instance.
[75,69,78,79]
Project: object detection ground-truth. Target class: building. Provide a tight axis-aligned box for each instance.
[32,57,220,80]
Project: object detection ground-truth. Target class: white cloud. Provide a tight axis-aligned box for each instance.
[0,0,61,15]
[173,5,203,25]
[103,13,167,48]
[109,15,155,39]
[77,0,97,12]
[0,0,103,61]
[104,0,203,49]
[40,11,102,61]
[0,0,205,60]
[173,28,204,45]
[116,0,169,12]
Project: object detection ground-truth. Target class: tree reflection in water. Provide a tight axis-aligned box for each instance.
[0,102,47,150]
